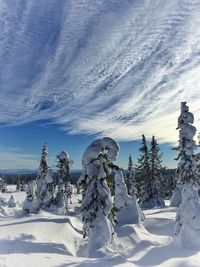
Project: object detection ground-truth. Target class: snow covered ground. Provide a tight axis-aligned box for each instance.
[0,189,200,267]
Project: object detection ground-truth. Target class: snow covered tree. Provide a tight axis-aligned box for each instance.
[136,135,151,207]
[174,102,200,247]
[16,176,25,191]
[23,180,39,214]
[35,143,49,207]
[42,168,56,209]
[170,186,182,207]
[149,135,165,207]
[78,137,119,256]
[114,170,144,225]
[0,178,6,193]
[8,195,17,208]
[126,155,137,197]
[175,102,198,185]
[54,151,73,211]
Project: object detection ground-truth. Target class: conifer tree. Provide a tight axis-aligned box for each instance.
[55,151,73,210]
[136,135,151,207]
[149,135,165,207]
[126,155,137,197]
[42,168,56,209]
[174,102,200,246]
[78,137,119,256]
[35,143,49,207]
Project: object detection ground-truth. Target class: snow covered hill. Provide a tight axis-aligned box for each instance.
[1,191,200,267]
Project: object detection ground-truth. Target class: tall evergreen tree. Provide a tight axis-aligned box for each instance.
[136,135,151,207]
[35,143,49,207]
[126,155,137,197]
[149,135,165,207]
[55,151,73,210]
[175,102,200,246]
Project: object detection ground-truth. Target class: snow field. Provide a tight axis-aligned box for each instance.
[1,190,200,267]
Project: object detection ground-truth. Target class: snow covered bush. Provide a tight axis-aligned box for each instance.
[114,170,144,225]
[23,180,39,214]
[78,137,119,256]
[174,102,200,248]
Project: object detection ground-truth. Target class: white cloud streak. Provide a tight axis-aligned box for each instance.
[0,147,39,169]
[0,0,200,143]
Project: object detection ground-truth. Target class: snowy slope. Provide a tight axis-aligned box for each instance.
[0,0,200,142]
[1,191,200,267]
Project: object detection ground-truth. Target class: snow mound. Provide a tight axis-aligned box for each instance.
[175,184,200,248]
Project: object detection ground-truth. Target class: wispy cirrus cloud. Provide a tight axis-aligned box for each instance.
[0,146,39,169]
[0,0,200,143]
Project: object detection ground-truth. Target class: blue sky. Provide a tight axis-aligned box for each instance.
[0,122,178,170]
[0,0,199,169]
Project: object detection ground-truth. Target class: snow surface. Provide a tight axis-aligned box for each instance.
[1,189,200,267]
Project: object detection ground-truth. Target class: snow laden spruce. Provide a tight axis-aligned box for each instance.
[54,151,73,212]
[125,155,137,197]
[23,144,73,214]
[136,135,165,208]
[174,102,200,248]
[78,137,144,256]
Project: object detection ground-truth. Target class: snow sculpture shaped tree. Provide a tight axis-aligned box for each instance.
[23,180,38,214]
[175,102,200,247]
[55,151,73,210]
[78,137,119,256]
[114,170,145,225]
[176,102,198,185]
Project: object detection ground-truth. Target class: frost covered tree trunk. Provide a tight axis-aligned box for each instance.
[78,137,119,256]
[174,102,200,247]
